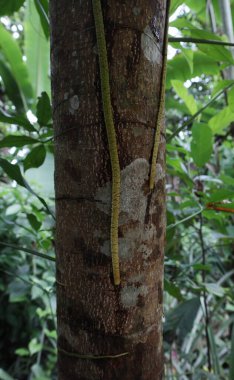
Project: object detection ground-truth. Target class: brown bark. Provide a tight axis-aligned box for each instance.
[50,1,167,379]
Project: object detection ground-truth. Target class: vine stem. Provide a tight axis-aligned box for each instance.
[92,0,121,285]
[199,213,212,372]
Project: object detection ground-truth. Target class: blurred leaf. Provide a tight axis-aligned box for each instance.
[164,297,201,341]
[208,326,221,376]
[204,283,225,297]
[28,338,42,356]
[212,80,234,96]
[0,110,36,132]
[192,264,211,271]
[0,23,33,108]
[36,92,51,126]
[34,0,49,39]
[209,189,234,202]
[0,55,24,112]
[209,106,234,134]
[0,0,25,16]
[0,369,14,380]
[191,123,213,167]
[24,145,46,171]
[164,279,183,301]
[228,86,234,112]
[27,213,41,231]
[24,0,50,100]
[0,158,25,186]
[181,48,193,73]
[172,79,197,114]
[0,135,39,148]
[15,348,29,357]
[0,158,55,219]
[170,0,184,15]
[8,278,29,302]
[230,323,234,380]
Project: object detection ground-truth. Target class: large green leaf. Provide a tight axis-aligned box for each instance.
[0,23,33,109]
[0,135,39,148]
[164,297,201,342]
[0,158,54,219]
[171,80,197,114]
[167,51,220,86]
[0,110,36,132]
[170,0,184,15]
[208,106,234,134]
[24,145,46,171]
[191,123,213,167]
[36,92,52,126]
[0,55,24,112]
[0,368,14,380]
[34,0,49,40]
[0,0,25,16]
[24,0,50,101]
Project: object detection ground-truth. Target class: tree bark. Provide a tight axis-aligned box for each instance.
[50,1,168,379]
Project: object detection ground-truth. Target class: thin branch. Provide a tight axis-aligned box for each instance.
[0,242,55,262]
[167,83,234,142]
[168,37,234,47]
[198,213,212,372]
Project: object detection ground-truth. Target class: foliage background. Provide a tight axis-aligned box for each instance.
[0,0,233,379]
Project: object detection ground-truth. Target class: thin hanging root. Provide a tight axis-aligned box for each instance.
[92,0,121,285]
[149,0,171,191]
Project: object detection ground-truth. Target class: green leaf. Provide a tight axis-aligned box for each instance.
[192,264,211,271]
[170,0,184,15]
[0,110,35,132]
[171,80,197,114]
[0,135,39,148]
[212,80,234,97]
[0,0,25,16]
[197,43,234,64]
[204,283,225,297]
[24,145,46,171]
[230,323,234,380]
[183,29,234,63]
[208,326,221,376]
[0,55,24,112]
[209,189,234,202]
[191,123,213,167]
[8,278,29,303]
[228,86,234,112]
[167,52,219,86]
[208,106,234,134]
[24,0,50,100]
[0,158,55,219]
[28,338,42,356]
[0,158,25,186]
[0,369,14,380]
[164,279,183,301]
[0,23,33,108]
[15,348,30,357]
[181,48,193,73]
[34,0,49,40]
[27,213,41,231]
[164,297,201,341]
[36,92,52,126]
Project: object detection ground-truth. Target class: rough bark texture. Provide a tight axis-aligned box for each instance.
[50,1,167,379]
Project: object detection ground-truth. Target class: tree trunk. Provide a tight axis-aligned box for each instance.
[50,1,168,379]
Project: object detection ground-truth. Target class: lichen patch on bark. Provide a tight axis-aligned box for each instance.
[120,285,149,308]
[141,25,161,64]
[95,158,149,224]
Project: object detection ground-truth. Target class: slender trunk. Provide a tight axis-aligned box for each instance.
[218,0,234,79]
[50,1,168,379]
